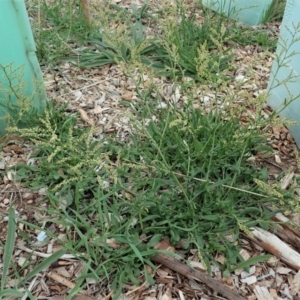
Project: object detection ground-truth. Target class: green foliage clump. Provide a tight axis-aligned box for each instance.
[8,102,112,206]
[68,3,235,82]
[4,1,296,298]
[7,102,293,294]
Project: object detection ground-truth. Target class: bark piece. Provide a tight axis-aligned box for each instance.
[151,253,246,300]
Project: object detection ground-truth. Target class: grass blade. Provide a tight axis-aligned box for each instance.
[0,289,24,298]
[1,207,16,290]
[21,249,65,284]
[231,255,272,271]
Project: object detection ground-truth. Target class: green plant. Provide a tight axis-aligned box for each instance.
[5,0,299,298]
[6,98,296,296]
[26,0,92,66]
[68,3,235,82]
[153,13,235,81]
[228,25,278,50]
[0,207,65,299]
[8,102,111,203]
[73,20,160,67]
[0,62,44,136]
[263,0,286,23]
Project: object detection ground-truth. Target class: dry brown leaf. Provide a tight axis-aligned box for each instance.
[287,133,294,142]
[3,145,23,154]
[145,265,152,275]
[274,154,281,164]
[49,284,63,292]
[78,108,95,126]
[216,254,226,265]
[154,239,174,251]
[93,106,103,114]
[106,238,120,249]
[122,91,133,100]
[157,268,169,278]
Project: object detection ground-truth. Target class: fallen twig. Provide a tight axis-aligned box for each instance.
[151,252,246,300]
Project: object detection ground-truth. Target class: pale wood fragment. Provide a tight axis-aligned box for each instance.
[254,286,273,300]
[251,227,300,270]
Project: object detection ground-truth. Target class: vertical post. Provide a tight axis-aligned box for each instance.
[267,0,300,146]
[81,0,91,25]
[0,0,46,135]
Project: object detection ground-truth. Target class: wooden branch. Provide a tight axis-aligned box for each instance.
[151,253,246,300]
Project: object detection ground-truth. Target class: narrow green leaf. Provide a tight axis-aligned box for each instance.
[67,261,91,300]
[231,255,272,271]
[22,249,65,283]
[0,289,24,298]
[207,178,230,190]
[1,207,16,290]
[240,207,262,216]
[128,243,144,264]
[200,215,220,221]
[127,268,140,285]
[147,234,163,248]
[223,269,230,278]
